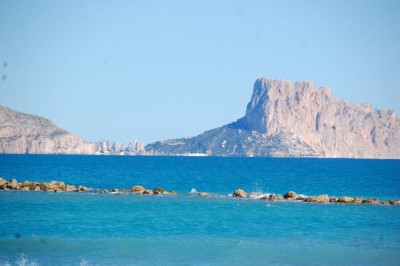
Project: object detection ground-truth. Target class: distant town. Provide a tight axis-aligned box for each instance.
[95,140,145,155]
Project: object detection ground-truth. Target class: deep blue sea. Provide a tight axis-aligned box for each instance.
[0,155,400,265]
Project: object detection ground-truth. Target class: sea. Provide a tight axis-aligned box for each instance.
[0,155,399,265]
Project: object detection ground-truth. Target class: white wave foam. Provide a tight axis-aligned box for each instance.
[5,254,39,266]
[248,193,270,199]
[189,188,197,194]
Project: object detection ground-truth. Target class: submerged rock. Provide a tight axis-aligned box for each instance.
[233,189,247,198]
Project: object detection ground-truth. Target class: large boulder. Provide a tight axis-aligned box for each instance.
[337,196,354,204]
[362,198,379,204]
[233,189,247,198]
[131,185,145,193]
[315,194,330,203]
[352,197,364,204]
[143,189,153,195]
[65,185,77,192]
[284,191,297,199]
[0,177,7,186]
[269,194,284,201]
[77,185,89,192]
[43,181,66,192]
[6,178,19,190]
[153,187,167,195]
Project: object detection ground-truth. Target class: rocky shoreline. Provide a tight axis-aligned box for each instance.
[1,178,399,205]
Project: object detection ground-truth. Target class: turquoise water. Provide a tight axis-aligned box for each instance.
[1,155,400,265]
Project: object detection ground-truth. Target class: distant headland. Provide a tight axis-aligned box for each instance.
[1,77,399,158]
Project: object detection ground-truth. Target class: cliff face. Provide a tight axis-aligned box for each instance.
[147,78,400,158]
[0,105,96,154]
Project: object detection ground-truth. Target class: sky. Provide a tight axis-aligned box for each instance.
[0,0,399,144]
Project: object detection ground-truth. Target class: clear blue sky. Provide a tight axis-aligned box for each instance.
[0,0,399,144]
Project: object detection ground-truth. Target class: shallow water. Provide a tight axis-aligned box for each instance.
[0,155,400,265]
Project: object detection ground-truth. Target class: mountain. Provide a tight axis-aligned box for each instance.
[0,105,96,154]
[146,78,400,158]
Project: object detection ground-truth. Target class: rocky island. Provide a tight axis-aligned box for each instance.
[146,78,400,158]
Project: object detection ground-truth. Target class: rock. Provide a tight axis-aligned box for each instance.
[65,185,76,192]
[169,190,177,195]
[143,189,153,195]
[198,192,209,197]
[144,78,400,158]
[6,178,18,190]
[337,196,354,204]
[303,197,316,202]
[295,195,308,201]
[153,187,167,195]
[233,189,247,198]
[329,197,338,203]
[0,177,6,186]
[352,197,364,204]
[78,186,89,192]
[20,186,30,191]
[388,200,400,205]
[131,185,145,193]
[0,105,97,154]
[284,191,297,199]
[362,198,379,204]
[381,201,391,205]
[269,194,284,201]
[315,194,330,203]
[102,189,109,193]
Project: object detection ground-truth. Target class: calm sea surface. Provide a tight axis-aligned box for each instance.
[0,155,399,265]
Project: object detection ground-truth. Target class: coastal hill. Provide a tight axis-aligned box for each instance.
[0,105,96,154]
[0,105,144,155]
[146,78,400,158]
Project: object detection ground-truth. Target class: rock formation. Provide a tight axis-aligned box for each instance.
[0,105,96,154]
[0,105,146,155]
[146,77,400,158]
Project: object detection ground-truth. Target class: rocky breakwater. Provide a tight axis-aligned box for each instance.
[0,178,89,192]
[232,188,400,205]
